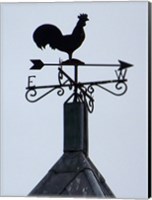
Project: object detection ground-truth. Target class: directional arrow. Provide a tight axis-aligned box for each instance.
[118,60,133,71]
[30,59,133,70]
[30,60,59,70]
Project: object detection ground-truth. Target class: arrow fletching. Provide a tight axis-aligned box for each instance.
[30,60,44,70]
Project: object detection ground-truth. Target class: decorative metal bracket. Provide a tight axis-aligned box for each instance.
[25,59,133,113]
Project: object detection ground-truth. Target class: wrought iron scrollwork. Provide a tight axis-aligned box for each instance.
[25,86,61,103]
[58,67,73,90]
[81,92,94,113]
[57,87,64,96]
[115,81,128,95]
[26,61,132,113]
[79,85,94,113]
[26,65,76,103]
[96,80,128,96]
[25,87,37,102]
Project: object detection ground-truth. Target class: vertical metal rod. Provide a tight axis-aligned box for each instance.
[74,65,78,102]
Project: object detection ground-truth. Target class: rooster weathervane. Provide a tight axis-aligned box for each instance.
[25,14,133,113]
[33,13,88,63]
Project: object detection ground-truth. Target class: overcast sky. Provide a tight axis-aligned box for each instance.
[0,1,149,198]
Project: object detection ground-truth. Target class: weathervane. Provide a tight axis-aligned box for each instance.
[25,14,133,113]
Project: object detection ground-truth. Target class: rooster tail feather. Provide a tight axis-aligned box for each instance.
[33,24,62,49]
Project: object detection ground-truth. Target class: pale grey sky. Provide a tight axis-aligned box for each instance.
[0,2,149,198]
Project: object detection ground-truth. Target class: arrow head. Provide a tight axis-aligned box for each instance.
[118,60,133,71]
[30,60,44,70]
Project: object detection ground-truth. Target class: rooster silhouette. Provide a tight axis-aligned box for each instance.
[33,14,89,62]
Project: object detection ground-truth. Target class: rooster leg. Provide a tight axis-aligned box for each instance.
[69,53,72,61]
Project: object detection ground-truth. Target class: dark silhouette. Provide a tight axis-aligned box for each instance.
[33,14,89,61]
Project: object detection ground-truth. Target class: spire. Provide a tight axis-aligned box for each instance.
[29,102,115,197]
[64,102,88,156]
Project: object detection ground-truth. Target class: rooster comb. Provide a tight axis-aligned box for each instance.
[78,13,89,20]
